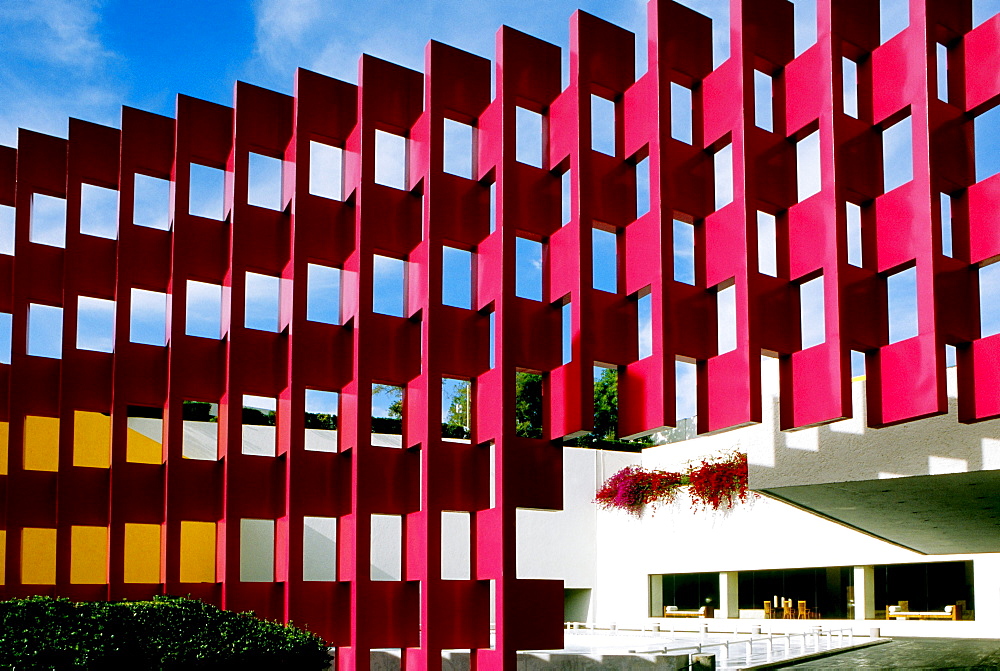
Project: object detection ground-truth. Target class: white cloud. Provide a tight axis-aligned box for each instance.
[883,116,913,192]
[797,129,821,201]
[0,0,123,146]
[675,359,697,420]
[246,0,659,90]
[374,130,407,190]
[77,295,115,352]
[800,275,826,349]
[247,153,284,211]
[80,183,118,239]
[27,302,64,359]
[879,0,909,43]
[714,143,733,210]
[186,280,223,339]
[253,0,328,74]
[0,0,112,69]
[790,0,817,57]
[245,272,281,332]
[716,283,736,354]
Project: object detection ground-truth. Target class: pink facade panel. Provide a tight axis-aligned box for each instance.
[0,0,998,668]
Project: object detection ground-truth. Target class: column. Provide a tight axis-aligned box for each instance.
[853,565,875,620]
[719,572,740,619]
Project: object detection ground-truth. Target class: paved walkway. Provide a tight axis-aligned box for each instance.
[548,629,872,668]
[775,637,1000,669]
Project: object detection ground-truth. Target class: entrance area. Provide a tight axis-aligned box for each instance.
[739,566,852,619]
[874,560,975,620]
[649,561,975,620]
[648,571,719,617]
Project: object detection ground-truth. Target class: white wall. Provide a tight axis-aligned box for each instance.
[512,359,1000,631]
[747,361,1000,488]
[516,449,635,590]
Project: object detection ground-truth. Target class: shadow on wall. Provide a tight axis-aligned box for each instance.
[747,368,999,489]
[564,588,592,622]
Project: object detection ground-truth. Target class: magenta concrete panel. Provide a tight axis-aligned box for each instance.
[0,1,998,668]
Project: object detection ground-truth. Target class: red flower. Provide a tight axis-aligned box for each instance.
[686,452,749,511]
[595,452,749,516]
[595,466,683,518]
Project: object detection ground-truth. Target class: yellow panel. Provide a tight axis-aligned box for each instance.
[124,523,161,583]
[23,416,59,472]
[70,526,108,584]
[73,411,111,469]
[0,530,5,585]
[179,521,216,583]
[21,528,57,585]
[0,422,8,475]
[126,425,162,464]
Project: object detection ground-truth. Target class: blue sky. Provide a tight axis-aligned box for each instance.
[4,0,1000,146]
[0,0,651,147]
[15,0,1000,149]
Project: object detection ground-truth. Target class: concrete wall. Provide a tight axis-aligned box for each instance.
[746,360,1000,488]
[185,384,1000,633]
[512,360,1000,635]
[523,452,1000,634]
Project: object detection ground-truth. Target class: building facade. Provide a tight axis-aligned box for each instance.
[0,0,999,669]
[518,363,1000,637]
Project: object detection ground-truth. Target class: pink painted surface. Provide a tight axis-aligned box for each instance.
[0,1,997,668]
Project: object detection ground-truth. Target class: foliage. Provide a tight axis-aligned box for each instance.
[182,401,216,423]
[0,595,331,670]
[304,412,337,431]
[592,367,619,441]
[373,369,647,446]
[514,372,543,438]
[373,384,403,419]
[371,416,403,435]
[686,451,750,511]
[595,451,750,517]
[572,369,652,448]
[595,466,684,517]
[371,382,473,438]
[242,407,276,426]
[444,380,470,437]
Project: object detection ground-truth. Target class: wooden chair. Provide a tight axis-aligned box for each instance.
[797,600,809,619]
[763,602,773,619]
[782,599,794,619]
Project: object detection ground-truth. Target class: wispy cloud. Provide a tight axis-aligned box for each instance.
[790,0,817,57]
[77,295,115,352]
[252,0,328,75]
[245,0,661,90]
[675,359,697,420]
[0,0,112,69]
[0,0,123,146]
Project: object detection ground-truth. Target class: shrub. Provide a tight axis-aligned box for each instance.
[0,595,331,670]
[304,412,337,430]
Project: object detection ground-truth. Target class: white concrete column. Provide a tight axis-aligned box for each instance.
[854,565,875,620]
[973,555,1000,622]
[719,571,739,619]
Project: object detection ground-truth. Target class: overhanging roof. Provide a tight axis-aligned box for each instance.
[759,470,1000,555]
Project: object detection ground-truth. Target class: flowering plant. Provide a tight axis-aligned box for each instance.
[594,466,683,518]
[595,451,749,516]
[686,451,749,511]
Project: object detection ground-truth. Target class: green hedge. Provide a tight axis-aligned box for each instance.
[0,595,331,670]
